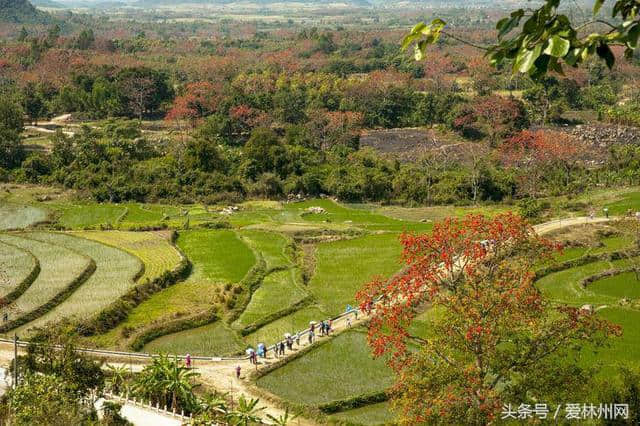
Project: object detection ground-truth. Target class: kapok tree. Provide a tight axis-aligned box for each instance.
[357,213,620,425]
[500,129,585,197]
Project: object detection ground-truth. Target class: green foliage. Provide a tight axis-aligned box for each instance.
[404,0,640,78]
[133,354,200,413]
[0,98,25,169]
[0,0,51,24]
[2,373,97,425]
[518,197,549,218]
[73,29,95,50]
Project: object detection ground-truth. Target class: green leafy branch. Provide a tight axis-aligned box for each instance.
[402,0,640,79]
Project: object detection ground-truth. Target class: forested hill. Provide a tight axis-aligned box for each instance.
[0,0,51,23]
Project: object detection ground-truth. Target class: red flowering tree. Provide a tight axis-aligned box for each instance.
[501,130,585,197]
[166,82,220,128]
[357,213,620,425]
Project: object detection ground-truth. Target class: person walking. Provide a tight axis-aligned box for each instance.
[354,310,358,320]
[308,330,314,344]
[347,317,352,328]
[236,365,241,379]
[185,353,192,369]
[280,341,285,356]
[295,332,300,346]
[604,207,609,218]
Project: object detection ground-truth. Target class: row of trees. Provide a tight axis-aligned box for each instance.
[3,107,640,206]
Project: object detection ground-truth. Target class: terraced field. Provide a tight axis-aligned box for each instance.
[16,232,142,334]
[256,329,393,406]
[120,203,181,224]
[285,199,432,232]
[0,234,92,329]
[0,241,38,299]
[308,233,403,315]
[142,321,245,356]
[77,230,182,282]
[93,229,256,348]
[0,202,48,230]
[239,230,292,270]
[56,204,127,229]
[233,269,307,330]
[328,402,394,426]
[536,235,640,371]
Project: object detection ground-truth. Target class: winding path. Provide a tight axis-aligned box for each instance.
[0,216,613,425]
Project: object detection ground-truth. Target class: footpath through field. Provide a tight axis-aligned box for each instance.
[0,216,613,425]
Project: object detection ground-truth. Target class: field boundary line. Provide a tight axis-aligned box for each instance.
[0,216,611,362]
[0,240,40,304]
[77,230,192,336]
[0,258,97,334]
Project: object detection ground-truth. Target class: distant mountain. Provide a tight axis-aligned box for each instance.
[30,0,64,7]
[0,0,52,23]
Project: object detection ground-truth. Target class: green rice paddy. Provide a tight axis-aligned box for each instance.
[142,321,245,356]
[233,269,307,330]
[16,232,142,334]
[0,202,48,230]
[0,234,91,325]
[256,330,393,406]
[0,241,37,299]
[309,233,402,316]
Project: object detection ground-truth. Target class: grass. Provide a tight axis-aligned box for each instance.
[0,202,48,230]
[233,269,307,330]
[178,230,255,284]
[537,257,639,305]
[256,330,393,406]
[309,233,403,316]
[604,191,640,216]
[0,241,37,299]
[589,271,640,299]
[328,402,394,426]
[580,307,640,370]
[244,306,328,347]
[377,203,514,223]
[239,230,292,270]
[92,230,256,348]
[541,235,633,266]
[120,203,181,224]
[16,232,142,334]
[287,199,431,232]
[0,234,91,324]
[536,247,640,371]
[142,321,245,356]
[56,204,126,229]
[77,230,182,282]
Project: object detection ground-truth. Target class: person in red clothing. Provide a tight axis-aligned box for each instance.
[185,353,192,369]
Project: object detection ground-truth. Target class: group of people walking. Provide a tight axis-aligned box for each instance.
[235,307,364,379]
